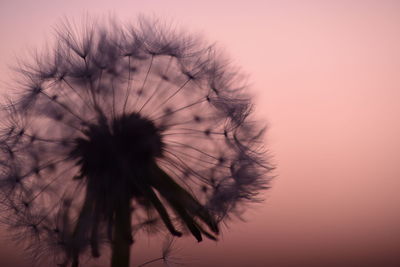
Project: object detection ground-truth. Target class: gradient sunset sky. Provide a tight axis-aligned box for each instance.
[1,1,400,266]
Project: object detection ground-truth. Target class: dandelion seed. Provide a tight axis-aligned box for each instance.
[138,236,184,267]
[0,16,272,267]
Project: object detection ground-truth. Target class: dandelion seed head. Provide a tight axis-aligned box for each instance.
[0,16,272,266]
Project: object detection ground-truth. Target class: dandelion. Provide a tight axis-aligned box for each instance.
[0,17,272,267]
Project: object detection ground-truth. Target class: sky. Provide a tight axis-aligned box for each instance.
[1,0,400,266]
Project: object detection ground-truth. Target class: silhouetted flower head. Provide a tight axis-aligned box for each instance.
[0,17,272,266]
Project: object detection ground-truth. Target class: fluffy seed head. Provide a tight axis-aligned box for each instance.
[0,16,272,266]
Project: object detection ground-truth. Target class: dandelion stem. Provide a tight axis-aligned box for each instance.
[111,195,133,267]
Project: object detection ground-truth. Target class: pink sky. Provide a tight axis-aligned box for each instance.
[1,0,400,266]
